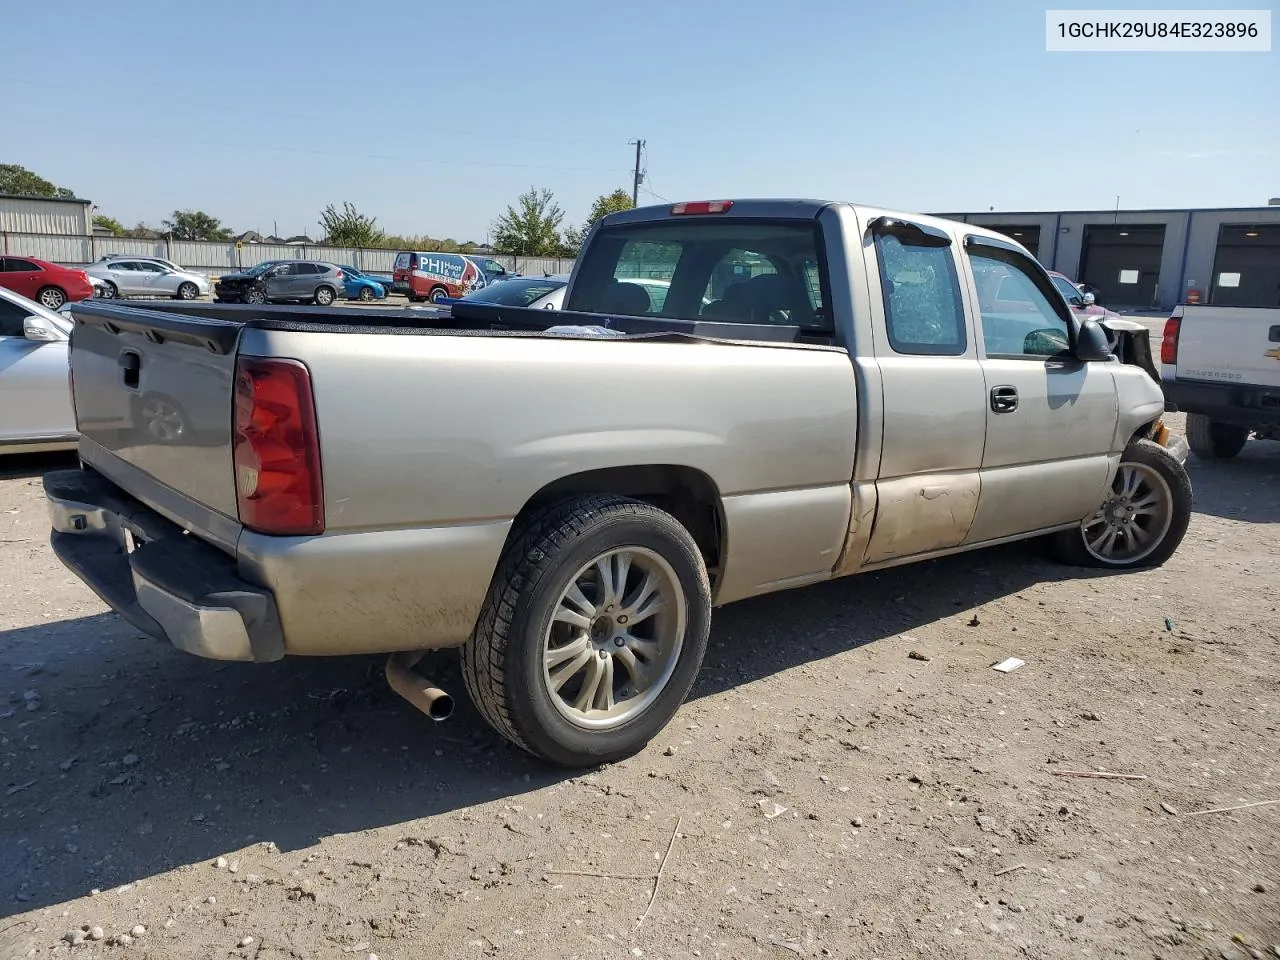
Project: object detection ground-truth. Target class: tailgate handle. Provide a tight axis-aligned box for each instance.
[119,350,141,389]
[1269,325,1280,343]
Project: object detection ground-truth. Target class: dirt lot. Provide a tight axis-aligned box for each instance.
[2,419,1277,960]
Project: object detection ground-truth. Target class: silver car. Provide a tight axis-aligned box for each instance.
[0,285,74,453]
[85,259,212,301]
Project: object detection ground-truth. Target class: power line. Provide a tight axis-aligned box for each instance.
[0,75,603,146]
[639,144,669,203]
[56,130,620,175]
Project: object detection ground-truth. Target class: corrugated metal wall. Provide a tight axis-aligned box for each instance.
[0,233,576,278]
[0,197,92,236]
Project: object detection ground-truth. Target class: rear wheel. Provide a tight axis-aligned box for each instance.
[1186,413,1249,460]
[176,281,199,301]
[461,495,712,767]
[428,286,449,304]
[37,286,67,309]
[314,285,336,306]
[1049,439,1192,570]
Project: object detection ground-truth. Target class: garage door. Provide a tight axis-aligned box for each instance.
[986,225,1041,258]
[1080,224,1166,307]
[1210,224,1280,307]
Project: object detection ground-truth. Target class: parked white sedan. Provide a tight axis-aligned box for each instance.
[0,286,75,453]
[83,259,211,301]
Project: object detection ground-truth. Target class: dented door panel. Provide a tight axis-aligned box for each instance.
[862,472,981,564]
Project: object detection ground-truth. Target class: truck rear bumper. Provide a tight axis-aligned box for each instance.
[44,468,284,662]
[1163,378,1280,428]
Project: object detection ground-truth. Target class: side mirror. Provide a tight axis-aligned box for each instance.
[1075,318,1112,362]
[1082,292,1096,306]
[23,316,61,342]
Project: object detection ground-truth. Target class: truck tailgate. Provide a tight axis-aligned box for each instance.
[68,303,242,541]
[1174,306,1280,388]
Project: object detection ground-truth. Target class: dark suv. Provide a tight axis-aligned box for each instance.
[214,260,345,306]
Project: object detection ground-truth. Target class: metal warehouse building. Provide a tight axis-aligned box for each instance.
[0,193,93,239]
[936,202,1280,310]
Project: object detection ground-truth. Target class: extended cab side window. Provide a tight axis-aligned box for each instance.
[872,226,966,356]
[967,242,1072,358]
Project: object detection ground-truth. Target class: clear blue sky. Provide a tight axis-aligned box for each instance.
[3,0,1276,241]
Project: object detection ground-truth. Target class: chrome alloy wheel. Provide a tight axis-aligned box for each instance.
[541,547,686,730]
[1081,462,1173,565]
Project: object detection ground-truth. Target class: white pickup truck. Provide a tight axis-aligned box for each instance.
[1160,304,1280,458]
[46,199,1192,767]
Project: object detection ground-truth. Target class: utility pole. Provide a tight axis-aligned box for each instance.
[629,139,645,206]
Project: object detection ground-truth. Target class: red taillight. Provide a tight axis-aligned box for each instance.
[233,357,323,536]
[335,270,344,279]
[671,200,733,215]
[1160,317,1181,365]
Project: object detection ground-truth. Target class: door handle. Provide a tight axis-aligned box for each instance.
[990,385,1018,413]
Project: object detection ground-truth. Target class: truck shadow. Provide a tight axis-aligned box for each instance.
[0,448,1264,915]
[0,541,1073,917]
[1182,443,1280,523]
[0,451,77,481]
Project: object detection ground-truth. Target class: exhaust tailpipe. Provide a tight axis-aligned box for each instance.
[385,652,454,721]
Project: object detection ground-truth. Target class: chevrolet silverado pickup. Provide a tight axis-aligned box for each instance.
[47,200,1192,767]
[1160,304,1280,458]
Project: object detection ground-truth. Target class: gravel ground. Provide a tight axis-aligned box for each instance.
[2,419,1278,960]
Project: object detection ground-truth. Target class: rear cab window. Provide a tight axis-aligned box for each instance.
[870,219,966,356]
[566,218,831,332]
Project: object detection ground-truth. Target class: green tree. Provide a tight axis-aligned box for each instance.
[162,209,233,241]
[586,187,634,230]
[0,163,76,198]
[319,202,386,247]
[560,187,634,254]
[124,222,162,239]
[93,214,125,236]
[491,187,566,256]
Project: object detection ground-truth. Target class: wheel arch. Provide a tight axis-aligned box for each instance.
[510,464,725,589]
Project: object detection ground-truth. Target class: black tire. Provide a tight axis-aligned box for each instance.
[314,285,336,306]
[99,281,117,300]
[245,287,267,305]
[176,281,199,301]
[1049,438,1192,570]
[461,495,712,767]
[357,285,375,302]
[1186,413,1249,460]
[37,286,67,310]
[428,286,449,304]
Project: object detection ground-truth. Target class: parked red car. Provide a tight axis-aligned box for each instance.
[0,256,94,310]
[1047,270,1121,321]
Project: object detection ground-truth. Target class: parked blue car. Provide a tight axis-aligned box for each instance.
[339,265,388,302]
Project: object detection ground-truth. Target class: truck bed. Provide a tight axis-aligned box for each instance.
[64,299,812,349]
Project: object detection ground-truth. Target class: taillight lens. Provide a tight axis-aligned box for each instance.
[233,357,323,535]
[335,270,344,279]
[1160,317,1181,365]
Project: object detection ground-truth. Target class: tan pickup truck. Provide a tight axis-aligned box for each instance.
[46,199,1191,767]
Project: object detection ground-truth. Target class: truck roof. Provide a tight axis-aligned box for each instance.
[601,199,1031,256]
